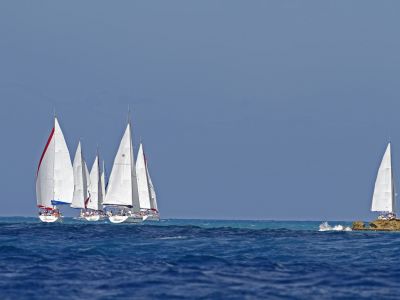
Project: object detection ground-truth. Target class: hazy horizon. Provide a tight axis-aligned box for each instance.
[1,1,400,220]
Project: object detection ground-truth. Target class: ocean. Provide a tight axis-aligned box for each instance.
[0,218,399,299]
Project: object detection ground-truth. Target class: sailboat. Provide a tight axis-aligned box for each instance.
[36,117,74,222]
[136,143,159,221]
[86,154,104,221]
[70,142,91,217]
[103,121,142,223]
[371,142,397,220]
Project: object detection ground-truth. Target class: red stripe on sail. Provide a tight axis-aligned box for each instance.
[37,127,55,177]
[37,205,53,210]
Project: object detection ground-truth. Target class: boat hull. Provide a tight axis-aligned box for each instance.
[125,216,144,223]
[85,215,100,222]
[143,215,160,222]
[108,215,129,223]
[39,215,60,223]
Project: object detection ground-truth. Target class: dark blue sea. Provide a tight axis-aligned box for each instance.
[0,218,399,299]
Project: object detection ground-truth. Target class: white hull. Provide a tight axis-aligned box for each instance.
[39,215,60,223]
[144,215,160,222]
[108,215,129,223]
[85,215,100,222]
[126,216,144,223]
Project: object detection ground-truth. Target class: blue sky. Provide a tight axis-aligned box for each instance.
[0,1,399,220]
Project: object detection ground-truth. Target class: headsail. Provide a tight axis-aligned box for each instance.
[147,167,158,211]
[101,160,106,202]
[36,117,74,208]
[71,142,90,209]
[371,143,395,213]
[136,143,152,209]
[103,123,140,211]
[87,155,103,211]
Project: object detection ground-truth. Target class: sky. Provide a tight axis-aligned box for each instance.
[0,1,399,220]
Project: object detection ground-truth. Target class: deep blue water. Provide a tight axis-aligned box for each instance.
[0,218,399,299]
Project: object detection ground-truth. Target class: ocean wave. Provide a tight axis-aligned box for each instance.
[319,221,352,232]
[157,236,186,240]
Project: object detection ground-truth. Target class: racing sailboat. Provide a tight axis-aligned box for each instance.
[36,117,74,222]
[136,143,159,221]
[371,142,397,220]
[103,121,142,223]
[86,154,104,221]
[70,141,90,217]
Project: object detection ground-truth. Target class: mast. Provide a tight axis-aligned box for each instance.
[52,117,56,205]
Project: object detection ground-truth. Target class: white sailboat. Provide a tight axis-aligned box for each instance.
[136,143,159,221]
[86,154,104,221]
[36,117,74,222]
[371,142,396,220]
[103,122,142,223]
[71,142,91,217]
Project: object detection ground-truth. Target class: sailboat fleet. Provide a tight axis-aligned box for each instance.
[36,116,159,223]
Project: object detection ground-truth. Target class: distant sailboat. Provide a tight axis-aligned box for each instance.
[103,121,142,223]
[86,154,104,221]
[70,142,90,217]
[36,117,74,222]
[136,143,159,221]
[371,142,396,220]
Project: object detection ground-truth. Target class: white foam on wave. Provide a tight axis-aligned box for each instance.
[158,236,186,240]
[319,222,352,232]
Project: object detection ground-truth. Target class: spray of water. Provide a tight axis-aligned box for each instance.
[319,222,352,232]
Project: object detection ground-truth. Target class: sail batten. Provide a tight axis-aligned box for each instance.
[371,143,395,213]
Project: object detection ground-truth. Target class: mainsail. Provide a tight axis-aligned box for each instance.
[71,142,90,209]
[371,143,395,213]
[36,117,74,208]
[87,155,103,211]
[103,123,140,211]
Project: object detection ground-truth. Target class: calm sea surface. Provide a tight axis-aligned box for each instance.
[0,218,399,299]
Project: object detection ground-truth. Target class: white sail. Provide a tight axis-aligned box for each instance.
[136,143,152,209]
[71,142,90,209]
[371,143,395,213]
[103,123,140,211]
[87,155,103,211]
[147,168,158,211]
[36,117,74,208]
[101,160,106,201]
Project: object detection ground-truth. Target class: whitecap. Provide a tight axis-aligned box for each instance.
[319,221,352,232]
[158,236,186,240]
